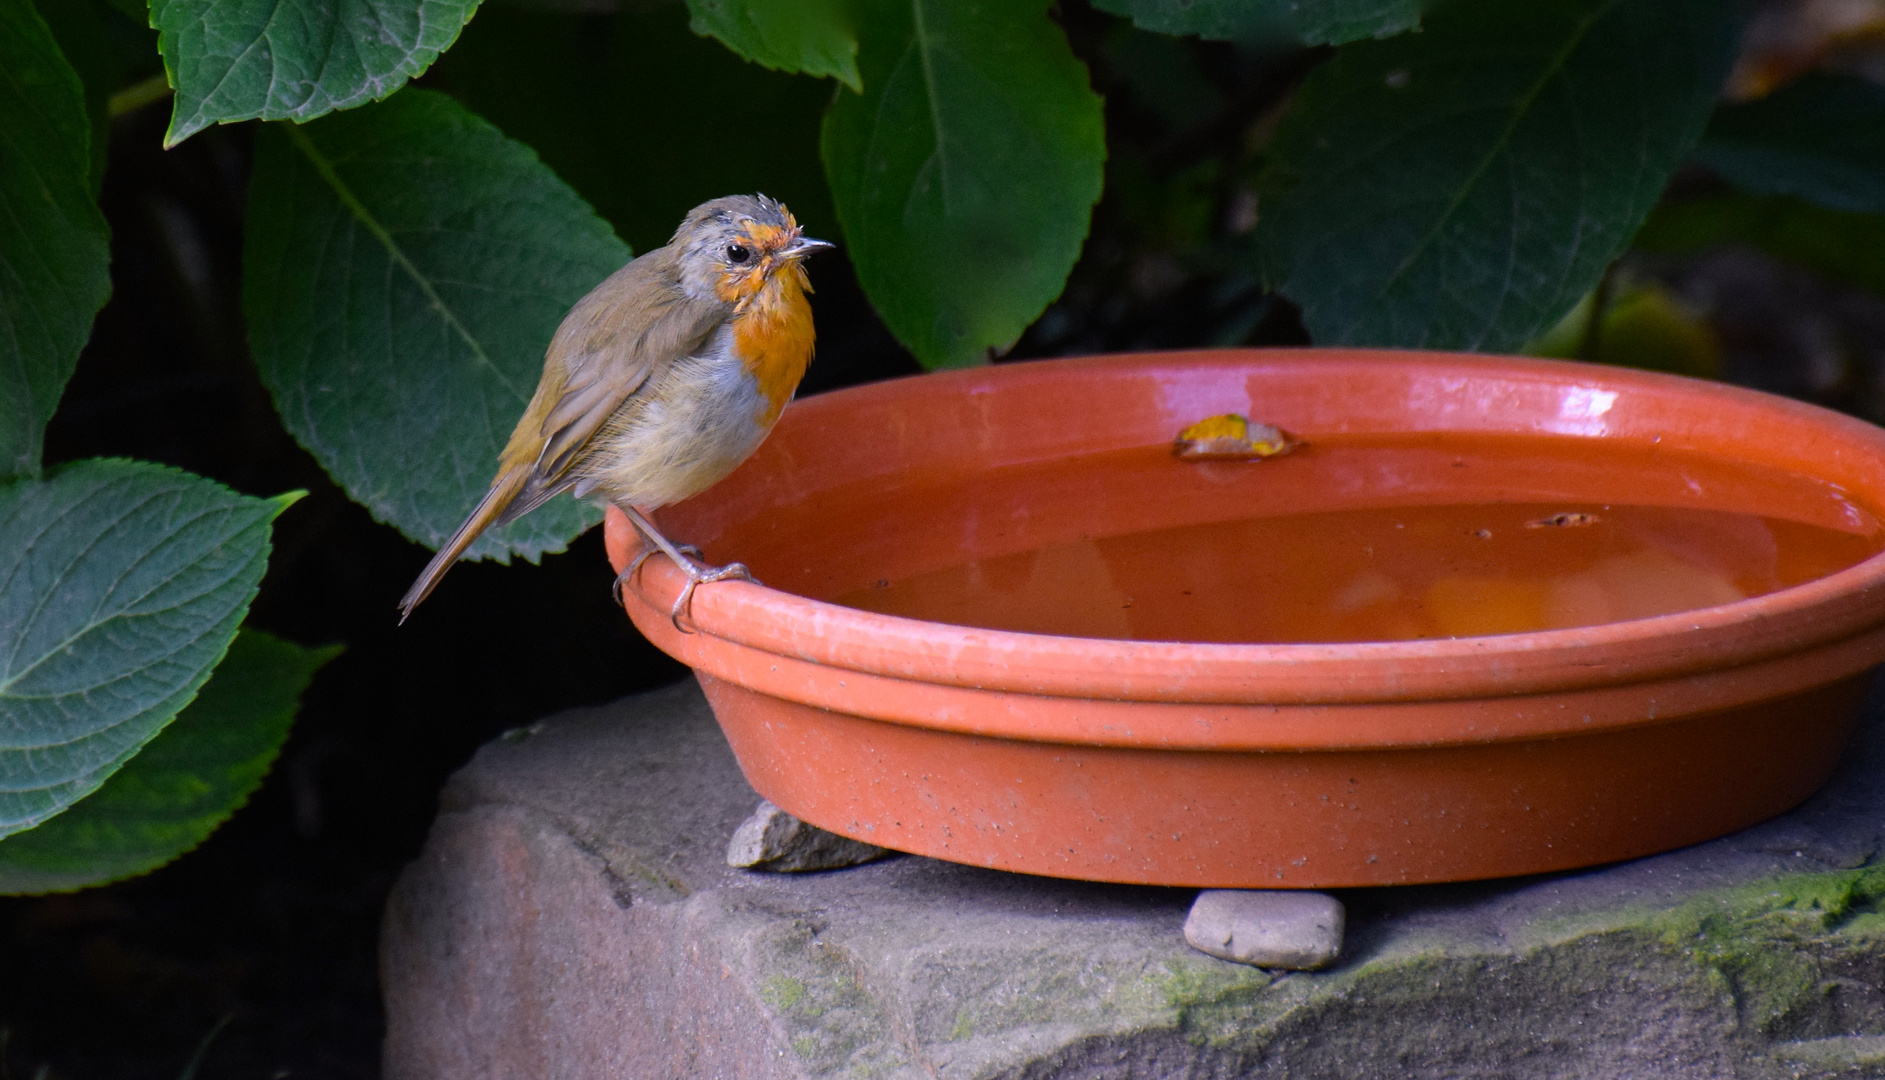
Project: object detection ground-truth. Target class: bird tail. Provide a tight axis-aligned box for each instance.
[398,466,530,623]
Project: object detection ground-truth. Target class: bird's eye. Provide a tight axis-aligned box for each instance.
[726,244,752,264]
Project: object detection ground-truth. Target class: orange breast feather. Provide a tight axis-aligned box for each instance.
[734,263,816,425]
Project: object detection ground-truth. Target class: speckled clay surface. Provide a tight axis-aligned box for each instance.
[610,350,1885,886]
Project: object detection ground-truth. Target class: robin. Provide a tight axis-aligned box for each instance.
[398,193,833,625]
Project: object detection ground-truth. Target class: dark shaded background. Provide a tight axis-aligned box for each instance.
[5,1,1885,1076]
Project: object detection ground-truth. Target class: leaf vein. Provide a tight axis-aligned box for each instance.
[281,122,528,404]
[909,0,952,214]
[1370,0,1624,310]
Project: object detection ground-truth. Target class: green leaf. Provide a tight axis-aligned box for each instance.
[151,0,482,147]
[424,2,835,255]
[244,89,627,560]
[687,0,860,91]
[1695,74,1885,216]
[0,460,292,839]
[1255,0,1741,351]
[822,0,1105,369]
[1091,0,1421,46]
[0,0,113,480]
[0,629,338,895]
[1527,282,1722,379]
[32,0,123,194]
[1635,194,1885,299]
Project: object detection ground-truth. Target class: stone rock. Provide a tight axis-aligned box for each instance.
[727,798,892,871]
[383,676,1885,1080]
[1184,888,1344,969]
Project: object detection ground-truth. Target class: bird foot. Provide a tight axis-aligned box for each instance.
[613,543,706,606]
[612,544,759,633]
[667,560,758,633]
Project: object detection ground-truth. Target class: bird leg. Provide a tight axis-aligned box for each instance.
[620,541,704,586]
[613,505,758,632]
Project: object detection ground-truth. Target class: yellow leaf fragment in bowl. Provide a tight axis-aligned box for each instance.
[1173,413,1299,461]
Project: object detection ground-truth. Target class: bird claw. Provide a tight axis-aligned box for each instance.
[611,543,711,607]
[611,543,759,633]
[612,553,653,607]
[668,561,758,634]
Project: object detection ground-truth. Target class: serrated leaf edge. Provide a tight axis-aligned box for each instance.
[158,0,483,147]
[0,632,342,894]
[0,462,295,835]
[0,0,114,480]
[0,472,290,698]
[689,2,863,91]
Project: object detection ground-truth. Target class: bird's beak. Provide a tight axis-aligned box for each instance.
[782,236,836,259]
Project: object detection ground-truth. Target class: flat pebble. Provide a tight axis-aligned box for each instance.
[1184,888,1344,969]
[726,799,891,872]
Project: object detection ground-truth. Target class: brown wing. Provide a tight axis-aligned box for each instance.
[493,250,728,526]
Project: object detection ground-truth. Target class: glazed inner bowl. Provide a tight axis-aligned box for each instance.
[612,350,1885,887]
